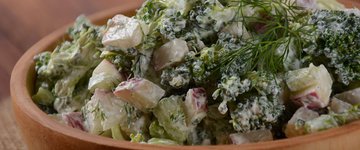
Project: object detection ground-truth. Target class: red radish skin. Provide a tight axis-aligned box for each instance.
[62,112,86,131]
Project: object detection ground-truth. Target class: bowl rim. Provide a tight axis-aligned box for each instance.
[10,1,360,149]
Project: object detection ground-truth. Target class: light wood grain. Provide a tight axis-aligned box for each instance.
[0,99,26,150]
[0,35,21,99]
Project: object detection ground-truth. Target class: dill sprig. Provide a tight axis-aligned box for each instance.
[219,0,312,74]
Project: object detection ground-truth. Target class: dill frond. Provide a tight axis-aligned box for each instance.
[219,0,312,74]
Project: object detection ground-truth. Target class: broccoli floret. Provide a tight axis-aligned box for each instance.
[159,9,187,40]
[213,76,251,114]
[34,51,54,91]
[130,133,146,143]
[100,50,135,78]
[213,71,283,114]
[217,32,246,51]
[303,9,360,85]
[33,16,103,113]
[160,46,225,88]
[34,51,51,76]
[135,0,167,24]
[161,64,191,89]
[230,95,284,133]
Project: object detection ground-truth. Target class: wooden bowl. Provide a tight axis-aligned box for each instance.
[10,1,360,150]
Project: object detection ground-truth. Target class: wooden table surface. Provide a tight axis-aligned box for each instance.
[0,1,143,149]
[0,0,358,150]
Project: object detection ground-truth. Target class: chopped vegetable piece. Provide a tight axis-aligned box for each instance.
[147,138,179,145]
[184,87,208,127]
[334,88,360,105]
[229,129,273,145]
[153,95,189,143]
[88,59,124,92]
[221,22,250,38]
[102,14,144,49]
[284,107,319,137]
[305,115,339,133]
[113,78,165,112]
[286,64,333,109]
[82,89,125,134]
[118,103,150,137]
[329,98,352,113]
[100,129,113,138]
[152,39,189,71]
[111,125,126,140]
[149,120,170,139]
[32,87,55,106]
[130,133,146,143]
[49,112,86,131]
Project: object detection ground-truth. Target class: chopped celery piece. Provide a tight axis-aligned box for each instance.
[153,95,189,143]
[149,120,170,139]
[82,89,126,134]
[100,129,112,138]
[147,138,179,145]
[111,125,126,140]
[32,87,55,106]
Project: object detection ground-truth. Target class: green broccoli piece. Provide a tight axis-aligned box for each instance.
[159,9,187,40]
[32,87,55,106]
[161,64,191,89]
[212,71,284,131]
[33,16,103,113]
[130,133,146,143]
[135,0,167,24]
[230,95,284,133]
[303,9,360,85]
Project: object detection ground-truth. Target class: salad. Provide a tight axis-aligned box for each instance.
[32,0,360,146]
